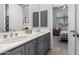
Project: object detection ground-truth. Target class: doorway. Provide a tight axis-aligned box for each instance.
[48,5,68,55]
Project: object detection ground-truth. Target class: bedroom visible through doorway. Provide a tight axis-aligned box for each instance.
[48,4,68,55]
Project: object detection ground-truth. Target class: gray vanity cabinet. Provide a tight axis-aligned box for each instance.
[37,33,50,55]
[3,39,37,55]
[24,43,29,55]
[37,34,47,55]
[43,34,48,54]
[46,33,50,50]
[25,39,37,55]
[1,32,50,55]
[37,36,44,55]
[4,45,25,55]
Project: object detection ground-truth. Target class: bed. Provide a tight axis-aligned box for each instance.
[60,31,68,40]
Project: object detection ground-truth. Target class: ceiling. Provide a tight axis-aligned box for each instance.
[53,4,65,8]
[19,4,29,7]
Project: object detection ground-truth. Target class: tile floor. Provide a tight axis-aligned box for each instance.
[47,36,68,55]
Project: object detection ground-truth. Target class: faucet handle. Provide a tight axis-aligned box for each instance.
[4,34,8,39]
[13,29,15,32]
[15,33,18,36]
[9,29,12,31]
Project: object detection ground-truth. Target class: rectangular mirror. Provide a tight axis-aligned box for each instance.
[0,4,48,33]
[5,4,30,32]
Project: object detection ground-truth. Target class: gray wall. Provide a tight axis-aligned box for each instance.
[53,6,68,31]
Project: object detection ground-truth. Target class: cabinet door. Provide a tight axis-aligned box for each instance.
[43,34,47,54]
[38,34,48,55]
[39,50,44,55]
[37,36,43,54]
[33,12,39,27]
[43,33,50,54]
[47,33,50,50]
[5,45,25,55]
[25,43,29,55]
[40,10,47,27]
[28,40,37,55]
[38,41,44,54]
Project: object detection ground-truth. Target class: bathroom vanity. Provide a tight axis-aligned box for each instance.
[0,4,51,55]
[0,31,50,55]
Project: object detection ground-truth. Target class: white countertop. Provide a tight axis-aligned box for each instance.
[0,29,49,54]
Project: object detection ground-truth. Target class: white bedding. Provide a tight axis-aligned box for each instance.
[60,31,68,40]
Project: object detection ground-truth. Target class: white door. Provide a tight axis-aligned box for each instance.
[68,4,79,55]
[68,4,76,55]
[75,4,79,54]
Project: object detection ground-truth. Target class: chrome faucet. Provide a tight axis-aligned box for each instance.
[37,28,41,32]
[3,34,8,39]
[9,29,15,37]
[13,29,18,36]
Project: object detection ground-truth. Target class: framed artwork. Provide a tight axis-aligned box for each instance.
[24,17,29,23]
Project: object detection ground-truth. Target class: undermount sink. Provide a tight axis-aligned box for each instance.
[0,31,45,44]
[0,36,28,44]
